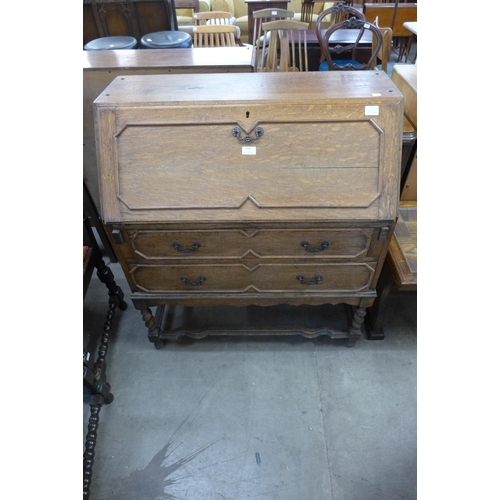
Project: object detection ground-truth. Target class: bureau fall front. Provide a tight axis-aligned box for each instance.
[94,71,403,347]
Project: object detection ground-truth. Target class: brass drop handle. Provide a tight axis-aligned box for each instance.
[180,276,206,287]
[296,275,323,285]
[232,126,264,142]
[172,242,201,253]
[301,241,329,253]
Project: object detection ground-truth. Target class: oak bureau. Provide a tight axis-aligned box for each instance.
[94,71,403,347]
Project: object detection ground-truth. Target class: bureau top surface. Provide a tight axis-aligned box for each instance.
[93,71,402,107]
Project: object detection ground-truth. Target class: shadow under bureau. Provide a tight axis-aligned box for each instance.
[94,71,403,347]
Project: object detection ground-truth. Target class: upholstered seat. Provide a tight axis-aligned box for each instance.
[140,30,193,48]
[84,36,138,50]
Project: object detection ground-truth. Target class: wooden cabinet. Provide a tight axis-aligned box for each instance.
[94,71,403,347]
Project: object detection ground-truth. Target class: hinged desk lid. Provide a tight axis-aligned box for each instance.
[94,72,403,224]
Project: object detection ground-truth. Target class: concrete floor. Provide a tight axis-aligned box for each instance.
[84,255,417,500]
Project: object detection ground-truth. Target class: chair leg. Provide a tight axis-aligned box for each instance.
[83,397,104,499]
[83,293,125,498]
[95,258,127,311]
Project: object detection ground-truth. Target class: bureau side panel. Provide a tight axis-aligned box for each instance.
[94,105,121,222]
[377,100,403,220]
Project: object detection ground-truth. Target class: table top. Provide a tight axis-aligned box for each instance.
[403,22,417,35]
[245,0,290,3]
[388,204,417,289]
[391,64,417,94]
[306,28,373,45]
[83,46,255,70]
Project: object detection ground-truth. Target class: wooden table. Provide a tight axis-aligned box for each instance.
[366,203,417,339]
[244,0,291,44]
[83,46,255,212]
[391,64,417,201]
[403,21,417,35]
[403,21,417,62]
[305,28,373,70]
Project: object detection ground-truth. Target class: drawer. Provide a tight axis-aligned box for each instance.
[126,228,374,260]
[129,262,377,293]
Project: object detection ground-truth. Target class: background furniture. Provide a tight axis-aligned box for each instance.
[317,17,382,70]
[175,0,202,25]
[83,213,127,498]
[363,2,417,61]
[83,0,178,47]
[140,29,193,47]
[366,203,416,338]
[366,59,417,338]
[315,2,365,69]
[93,71,403,348]
[193,10,242,42]
[391,63,417,199]
[306,27,372,70]
[84,35,138,50]
[258,19,309,71]
[403,20,416,62]
[370,26,392,73]
[244,0,291,43]
[252,8,295,69]
[193,24,237,45]
[84,181,117,263]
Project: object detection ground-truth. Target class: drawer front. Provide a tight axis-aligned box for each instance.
[127,228,374,260]
[129,262,377,293]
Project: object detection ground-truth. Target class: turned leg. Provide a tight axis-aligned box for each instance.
[140,306,164,349]
[345,306,367,347]
[366,261,394,340]
[83,294,122,498]
[95,258,127,311]
[83,395,104,499]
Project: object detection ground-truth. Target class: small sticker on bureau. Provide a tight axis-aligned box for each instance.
[365,105,379,116]
[242,146,256,155]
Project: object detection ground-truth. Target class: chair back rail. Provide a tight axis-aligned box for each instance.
[258,19,309,72]
[370,26,392,73]
[315,2,365,67]
[252,8,295,69]
[193,24,237,46]
[318,17,382,70]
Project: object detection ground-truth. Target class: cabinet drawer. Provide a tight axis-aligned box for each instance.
[129,262,377,293]
[126,228,373,260]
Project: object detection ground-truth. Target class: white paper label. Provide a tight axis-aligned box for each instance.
[365,105,379,116]
[242,146,256,155]
[272,10,277,14]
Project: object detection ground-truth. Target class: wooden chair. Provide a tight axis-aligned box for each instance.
[315,2,365,69]
[252,8,295,69]
[193,10,241,42]
[316,17,382,71]
[192,24,237,46]
[193,10,233,26]
[316,1,364,28]
[257,19,309,72]
[370,26,392,73]
[83,213,127,498]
